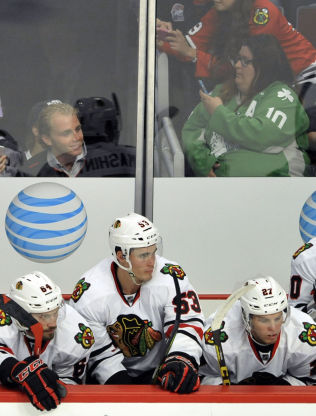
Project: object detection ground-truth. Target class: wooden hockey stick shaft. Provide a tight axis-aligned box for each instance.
[212,284,255,385]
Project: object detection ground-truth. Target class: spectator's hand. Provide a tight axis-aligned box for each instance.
[0,155,7,174]
[208,162,220,177]
[166,29,196,60]
[156,19,173,47]
[200,90,223,115]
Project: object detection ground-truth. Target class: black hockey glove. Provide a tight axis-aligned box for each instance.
[10,356,67,411]
[238,371,290,386]
[157,352,200,394]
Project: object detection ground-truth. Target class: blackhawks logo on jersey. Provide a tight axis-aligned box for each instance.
[0,309,12,326]
[161,263,186,280]
[253,8,269,25]
[75,323,95,349]
[107,314,162,357]
[299,322,316,346]
[293,243,313,260]
[71,278,91,303]
[204,321,228,345]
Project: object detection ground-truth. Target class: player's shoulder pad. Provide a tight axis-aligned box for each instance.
[289,308,316,347]
[292,242,313,260]
[0,308,13,327]
[204,320,229,346]
[70,258,111,303]
[70,276,91,303]
[74,321,95,350]
[159,260,186,281]
[61,304,95,351]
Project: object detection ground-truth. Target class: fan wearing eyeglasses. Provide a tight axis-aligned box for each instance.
[182,34,310,177]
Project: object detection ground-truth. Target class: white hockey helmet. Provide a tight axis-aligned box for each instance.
[109,212,160,272]
[240,276,288,333]
[9,271,63,315]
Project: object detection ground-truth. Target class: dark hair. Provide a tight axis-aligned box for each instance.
[219,34,294,103]
[241,34,294,97]
[211,0,255,81]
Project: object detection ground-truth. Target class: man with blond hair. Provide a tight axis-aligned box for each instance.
[20,101,135,177]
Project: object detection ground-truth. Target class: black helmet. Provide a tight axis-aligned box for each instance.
[74,93,121,144]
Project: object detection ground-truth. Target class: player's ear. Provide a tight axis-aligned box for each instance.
[32,126,39,137]
[116,250,126,264]
[41,135,52,147]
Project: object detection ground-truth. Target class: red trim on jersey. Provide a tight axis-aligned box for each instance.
[0,345,14,355]
[132,290,140,305]
[110,262,141,307]
[179,323,204,339]
[111,262,129,306]
[248,333,281,364]
[271,335,281,359]
[24,335,50,356]
[166,325,175,338]
[166,323,203,339]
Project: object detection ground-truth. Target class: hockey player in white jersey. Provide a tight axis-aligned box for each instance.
[201,276,316,385]
[0,271,95,411]
[69,212,204,393]
[289,238,316,320]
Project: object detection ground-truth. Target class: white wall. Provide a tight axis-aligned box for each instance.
[1,177,315,311]
[154,178,316,299]
[0,178,134,293]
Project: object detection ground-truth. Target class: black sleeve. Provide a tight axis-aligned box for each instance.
[238,371,290,386]
[105,371,134,385]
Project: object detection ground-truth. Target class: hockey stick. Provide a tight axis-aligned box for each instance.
[0,294,43,356]
[152,274,182,383]
[212,284,255,385]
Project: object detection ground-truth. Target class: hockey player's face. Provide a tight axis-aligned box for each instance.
[32,307,59,341]
[250,312,283,345]
[234,46,255,97]
[213,0,236,12]
[129,245,157,282]
[42,113,84,160]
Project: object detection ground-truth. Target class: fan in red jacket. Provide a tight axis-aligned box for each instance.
[158,0,316,85]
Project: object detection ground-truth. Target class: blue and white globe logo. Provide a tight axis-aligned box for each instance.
[5,182,87,262]
[299,190,316,242]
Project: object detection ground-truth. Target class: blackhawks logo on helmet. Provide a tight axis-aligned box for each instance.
[107,314,162,357]
[0,309,12,326]
[299,322,316,346]
[293,243,313,259]
[71,278,91,303]
[75,323,95,349]
[113,220,121,228]
[204,321,228,345]
[253,8,269,25]
[161,263,186,280]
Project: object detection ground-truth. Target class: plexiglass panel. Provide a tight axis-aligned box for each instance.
[0,0,139,177]
[155,0,316,178]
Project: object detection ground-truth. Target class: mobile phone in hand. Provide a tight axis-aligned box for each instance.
[0,145,6,156]
[198,80,208,94]
[157,28,170,41]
